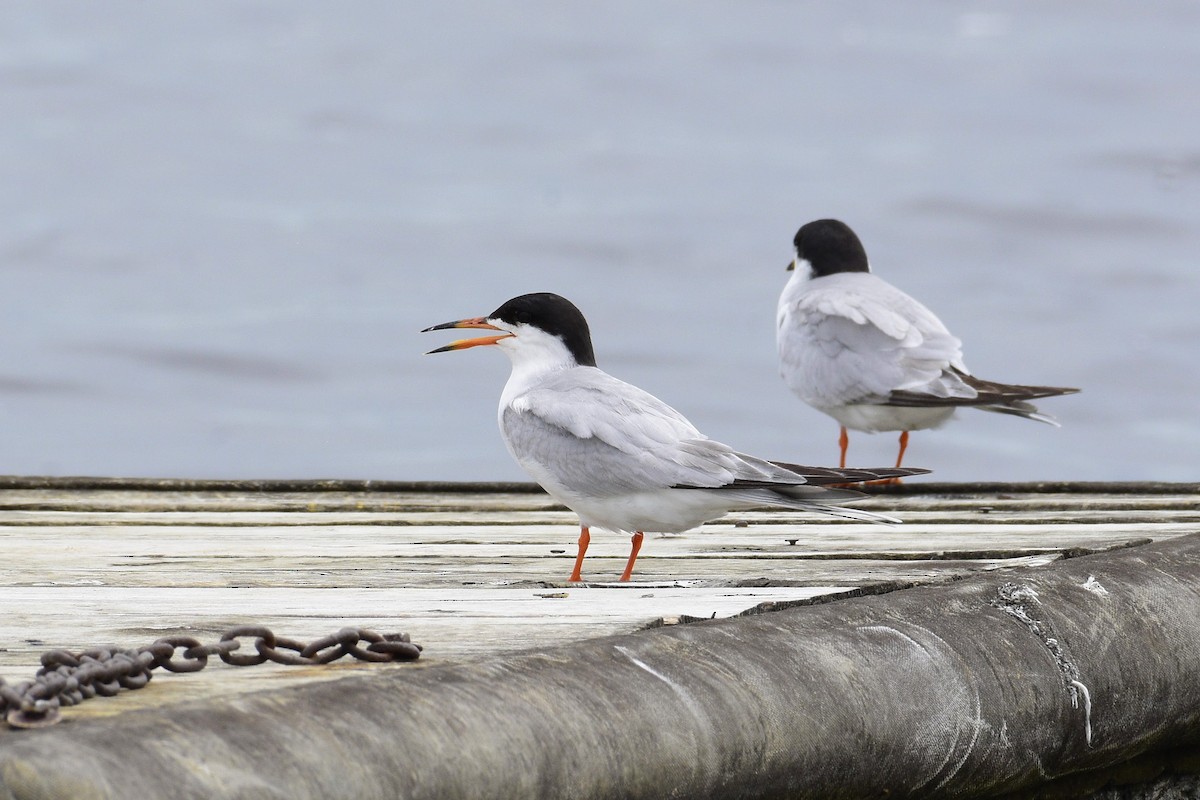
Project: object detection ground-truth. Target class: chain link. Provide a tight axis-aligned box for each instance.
[0,625,421,730]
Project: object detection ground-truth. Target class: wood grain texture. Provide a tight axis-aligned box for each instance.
[1,481,1196,721]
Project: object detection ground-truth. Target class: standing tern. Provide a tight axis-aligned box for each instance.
[424,292,928,582]
[777,219,1079,471]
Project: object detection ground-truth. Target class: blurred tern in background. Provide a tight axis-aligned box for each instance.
[777,219,1079,473]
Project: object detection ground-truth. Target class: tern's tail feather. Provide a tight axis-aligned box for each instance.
[764,462,930,485]
[801,503,902,527]
[717,487,901,525]
[957,374,1080,403]
[977,400,1061,426]
[887,371,1078,425]
[964,374,1077,426]
[785,500,901,525]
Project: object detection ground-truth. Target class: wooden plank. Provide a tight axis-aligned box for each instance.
[1,481,1196,726]
[4,533,1199,800]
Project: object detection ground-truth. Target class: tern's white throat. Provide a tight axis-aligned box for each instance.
[497,322,585,406]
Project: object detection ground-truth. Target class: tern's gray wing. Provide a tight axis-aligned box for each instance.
[503,367,814,496]
[778,272,974,407]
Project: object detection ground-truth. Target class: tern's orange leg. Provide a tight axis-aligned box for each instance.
[895,431,910,469]
[869,431,911,486]
[838,426,849,469]
[568,526,590,583]
[618,532,645,582]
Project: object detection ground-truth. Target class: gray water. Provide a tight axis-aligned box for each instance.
[2,2,1198,482]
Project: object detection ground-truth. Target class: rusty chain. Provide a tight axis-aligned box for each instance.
[0,625,421,730]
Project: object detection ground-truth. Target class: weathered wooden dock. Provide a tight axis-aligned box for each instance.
[1,478,1198,798]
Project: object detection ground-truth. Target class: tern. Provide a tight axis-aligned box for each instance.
[424,292,928,582]
[777,219,1079,471]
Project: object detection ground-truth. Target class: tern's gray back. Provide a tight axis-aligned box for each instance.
[500,367,816,498]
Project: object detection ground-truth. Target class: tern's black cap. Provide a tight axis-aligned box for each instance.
[490,293,597,367]
[793,219,870,277]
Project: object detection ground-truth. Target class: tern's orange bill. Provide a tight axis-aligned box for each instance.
[421,317,513,354]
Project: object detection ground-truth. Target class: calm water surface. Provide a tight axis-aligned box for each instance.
[2,2,1198,482]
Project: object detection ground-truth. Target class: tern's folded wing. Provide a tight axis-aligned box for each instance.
[779,274,972,405]
[503,368,811,493]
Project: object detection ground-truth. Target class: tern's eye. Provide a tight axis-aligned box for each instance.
[515,310,532,324]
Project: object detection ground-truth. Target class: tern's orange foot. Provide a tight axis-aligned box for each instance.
[865,476,903,487]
